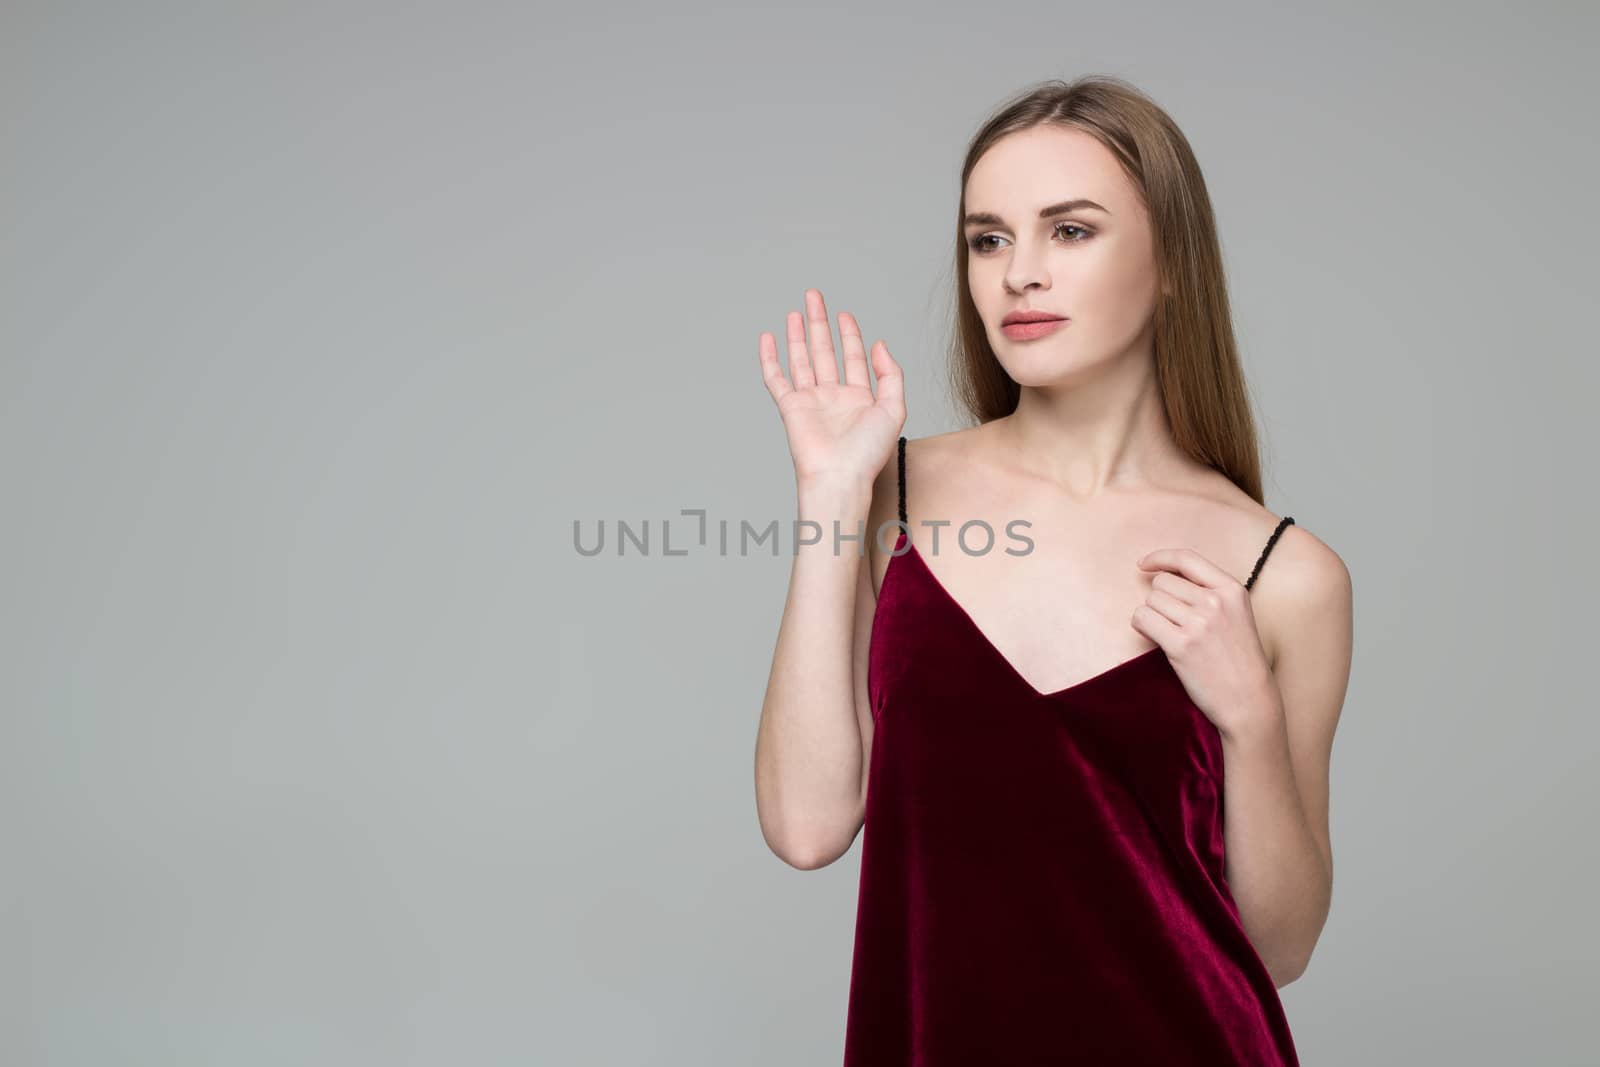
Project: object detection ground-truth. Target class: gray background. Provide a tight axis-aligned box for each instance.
[3,1,1594,1064]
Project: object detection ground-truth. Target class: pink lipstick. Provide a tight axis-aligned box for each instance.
[1001,317,1068,340]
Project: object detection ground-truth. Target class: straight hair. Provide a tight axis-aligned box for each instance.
[949,75,1268,504]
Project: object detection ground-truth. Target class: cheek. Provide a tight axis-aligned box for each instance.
[1075,246,1159,329]
[968,262,1005,317]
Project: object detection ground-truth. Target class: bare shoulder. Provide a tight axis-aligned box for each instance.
[1257,520,1351,598]
[1190,468,1350,671]
[890,425,986,515]
[898,422,1014,495]
[899,424,991,470]
[1248,517,1353,676]
[863,427,981,593]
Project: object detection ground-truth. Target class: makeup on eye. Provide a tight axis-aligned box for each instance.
[968,221,1095,254]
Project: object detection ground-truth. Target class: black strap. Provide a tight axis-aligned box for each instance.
[1245,515,1295,591]
[897,436,908,527]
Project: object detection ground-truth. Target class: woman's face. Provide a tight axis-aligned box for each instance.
[963,125,1163,384]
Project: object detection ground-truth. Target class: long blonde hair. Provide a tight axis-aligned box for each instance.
[950,75,1268,504]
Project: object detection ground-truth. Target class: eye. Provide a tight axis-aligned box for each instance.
[968,221,1093,254]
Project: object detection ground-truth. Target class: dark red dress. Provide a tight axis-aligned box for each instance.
[842,436,1300,1066]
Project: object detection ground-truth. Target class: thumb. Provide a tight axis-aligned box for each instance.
[870,340,906,423]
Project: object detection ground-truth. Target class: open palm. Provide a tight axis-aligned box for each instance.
[758,289,906,487]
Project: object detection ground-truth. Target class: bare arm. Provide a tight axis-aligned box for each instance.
[753,469,884,869]
[751,289,905,870]
[1219,529,1353,985]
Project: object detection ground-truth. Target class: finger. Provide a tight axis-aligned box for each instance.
[1145,587,1198,628]
[786,310,815,389]
[838,311,870,388]
[1131,603,1180,647]
[1137,547,1233,590]
[805,289,839,385]
[758,331,793,406]
[1149,569,1206,605]
[870,340,906,423]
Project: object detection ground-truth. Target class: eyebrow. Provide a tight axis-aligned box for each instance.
[962,198,1110,228]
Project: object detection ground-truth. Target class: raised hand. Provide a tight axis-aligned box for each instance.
[758,289,906,488]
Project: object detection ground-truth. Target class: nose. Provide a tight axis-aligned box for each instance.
[1003,241,1051,294]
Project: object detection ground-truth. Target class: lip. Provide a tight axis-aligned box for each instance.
[1001,317,1069,341]
[1001,309,1066,326]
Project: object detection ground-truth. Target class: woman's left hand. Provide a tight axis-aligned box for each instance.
[1132,547,1280,740]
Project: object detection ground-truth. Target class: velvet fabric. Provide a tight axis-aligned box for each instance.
[841,530,1301,1066]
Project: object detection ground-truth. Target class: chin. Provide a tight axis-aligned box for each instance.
[995,350,1100,386]
[998,363,1072,387]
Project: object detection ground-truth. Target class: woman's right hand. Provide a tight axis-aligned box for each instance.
[758,288,906,488]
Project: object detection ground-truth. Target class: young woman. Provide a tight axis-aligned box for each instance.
[752,75,1352,1065]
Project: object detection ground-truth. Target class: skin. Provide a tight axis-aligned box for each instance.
[754,125,1352,988]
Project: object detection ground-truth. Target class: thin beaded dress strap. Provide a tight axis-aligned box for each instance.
[1244,515,1295,591]
[897,436,908,529]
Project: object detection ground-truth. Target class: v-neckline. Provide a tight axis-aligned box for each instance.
[892,536,1167,700]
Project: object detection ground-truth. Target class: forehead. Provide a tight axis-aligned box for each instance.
[964,125,1137,217]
